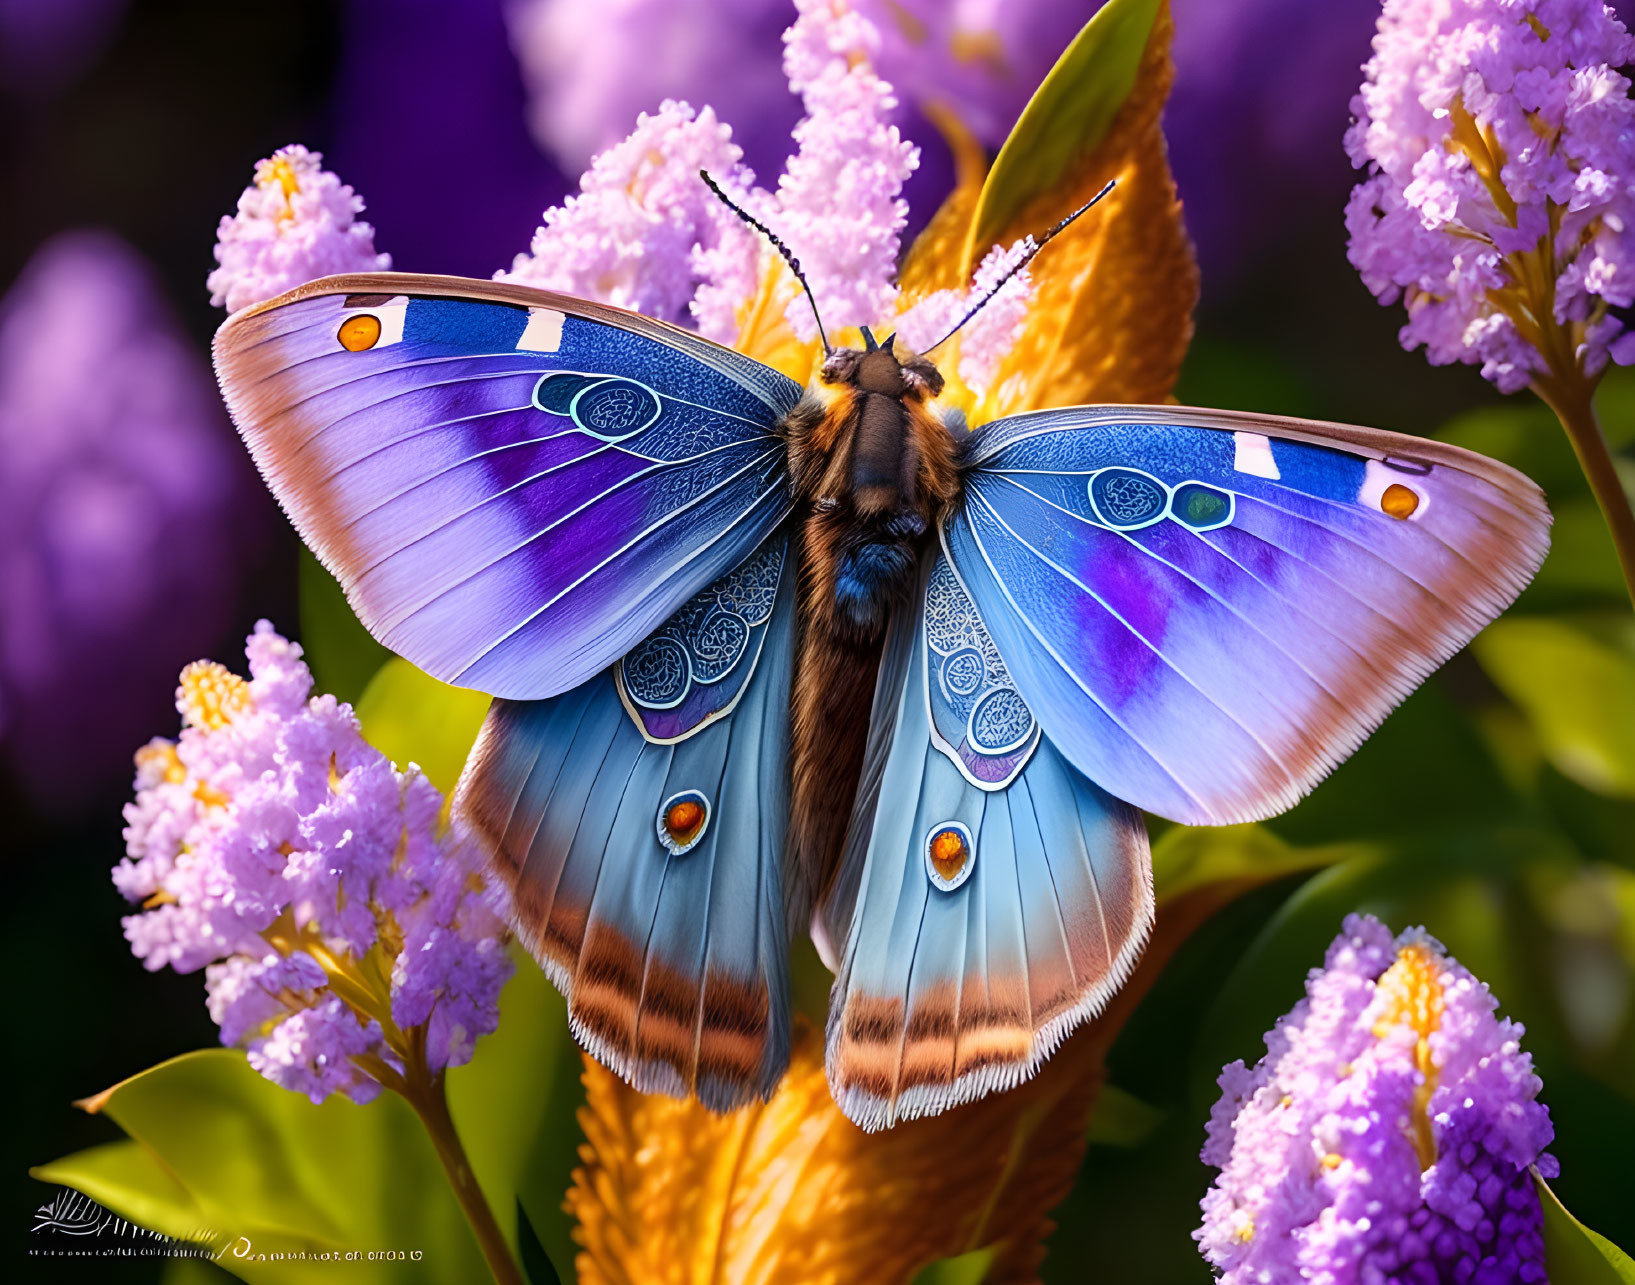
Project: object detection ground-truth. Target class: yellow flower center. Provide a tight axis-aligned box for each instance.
[135,741,187,785]
[178,661,252,731]
[255,155,302,221]
[1372,942,1445,1169]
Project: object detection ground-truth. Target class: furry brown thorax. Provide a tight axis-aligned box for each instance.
[781,331,963,925]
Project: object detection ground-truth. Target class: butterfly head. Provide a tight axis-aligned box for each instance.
[818,328,944,400]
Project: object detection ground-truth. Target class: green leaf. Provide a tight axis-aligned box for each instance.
[516,1199,563,1285]
[1085,1084,1165,1150]
[1537,1172,1635,1283]
[32,1141,214,1247]
[1474,614,1635,799]
[963,0,1163,267]
[298,548,391,705]
[1151,823,1365,908]
[32,953,585,1284]
[40,1050,487,1284]
[447,946,585,1276]
[911,1247,997,1285]
[355,657,491,795]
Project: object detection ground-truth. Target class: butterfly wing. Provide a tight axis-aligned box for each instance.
[819,552,1151,1131]
[945,405,1550,826]
[456,532,796,1108]
[213,273,801,699]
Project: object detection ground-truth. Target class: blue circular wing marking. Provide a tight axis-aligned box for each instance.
[967,687,1036,755]
[570,377,662,441]
[622,634,691,708]
[1088,467,1170,530]
[1171,481,1235,531]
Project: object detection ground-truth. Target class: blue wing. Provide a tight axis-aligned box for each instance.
[455,533,795,1108]
[213,273,802,699]
[819,553,1152,1131]
[947,405,1550,826]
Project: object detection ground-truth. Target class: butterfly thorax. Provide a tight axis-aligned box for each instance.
[782,336,961,920]
[784,338,960,637]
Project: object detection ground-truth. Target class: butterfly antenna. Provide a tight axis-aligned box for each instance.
[922,179,1117,356]
[699,169,831,355]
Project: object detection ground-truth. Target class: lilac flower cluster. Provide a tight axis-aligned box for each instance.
[208,145,391,316]
[1197,914,1555,1284]
[505,0,917,347]
[895,237,1037,395]
[0,232,245,808]
[114,623,512,1103]
[507,0,1089,177]
[502,0,1024,391]
[1346,0,1635,391]
[499,99,757,329]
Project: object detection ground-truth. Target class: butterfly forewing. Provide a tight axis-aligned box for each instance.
[213,273,801,700]
[943,405,1550,826]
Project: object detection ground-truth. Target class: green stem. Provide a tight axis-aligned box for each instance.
[401,1067,526,1285]
[1534,377,1635,610]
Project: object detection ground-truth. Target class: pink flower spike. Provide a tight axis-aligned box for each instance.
[895,237,1037,395]
[1346,0,1635,388]
[208,145,390,315]
[774,0,919,340]
[499,99,759,336]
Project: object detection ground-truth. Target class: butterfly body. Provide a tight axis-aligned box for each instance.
[782,333,960,912]
[213,273,1550,1129]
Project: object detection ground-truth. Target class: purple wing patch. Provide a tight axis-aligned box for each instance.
[616,534,788,743]
[921,555,1040,788]
[213,274,802,700]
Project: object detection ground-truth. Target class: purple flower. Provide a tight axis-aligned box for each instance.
[208,145,391,315]
[499,99,756,329]
[503,0,944,351]
[0,231,248,809]
[115,623,513,1102]
[896,237,1038,396]
[506,0,1088,175]
[508,0,798,183]
[500,0,1033,359]
[1197,914,1555,1285]
[772,0,919,340]
[1346,0,1635,391]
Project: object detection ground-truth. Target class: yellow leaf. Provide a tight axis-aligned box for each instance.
[984,0,1195,418]
[566,1019,1107,1285]
[898,106,991,304]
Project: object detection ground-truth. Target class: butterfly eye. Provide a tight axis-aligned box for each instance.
[1380,483,1421,519]
[924,822,974,892]
[657,790,711,855]
[337,313,382,351]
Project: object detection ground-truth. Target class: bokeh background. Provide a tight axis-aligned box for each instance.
[5,0,1632,1280]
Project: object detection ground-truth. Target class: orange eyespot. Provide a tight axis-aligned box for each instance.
[924,822,974,891]
[1380,483,1420,519]
[665,800,704,839]
[657,790,710,855]
[338,313,382,351]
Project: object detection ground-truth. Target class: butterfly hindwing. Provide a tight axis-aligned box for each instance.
[214,273,802,700]
[946,405,1551,827]
[820,553,1152,1131]
[456,533,795,1108]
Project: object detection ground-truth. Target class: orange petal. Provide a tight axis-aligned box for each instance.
[984,1,1196,418]
[566,1018,1106,1284]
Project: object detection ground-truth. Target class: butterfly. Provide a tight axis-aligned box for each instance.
[213,218,1549,1131]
